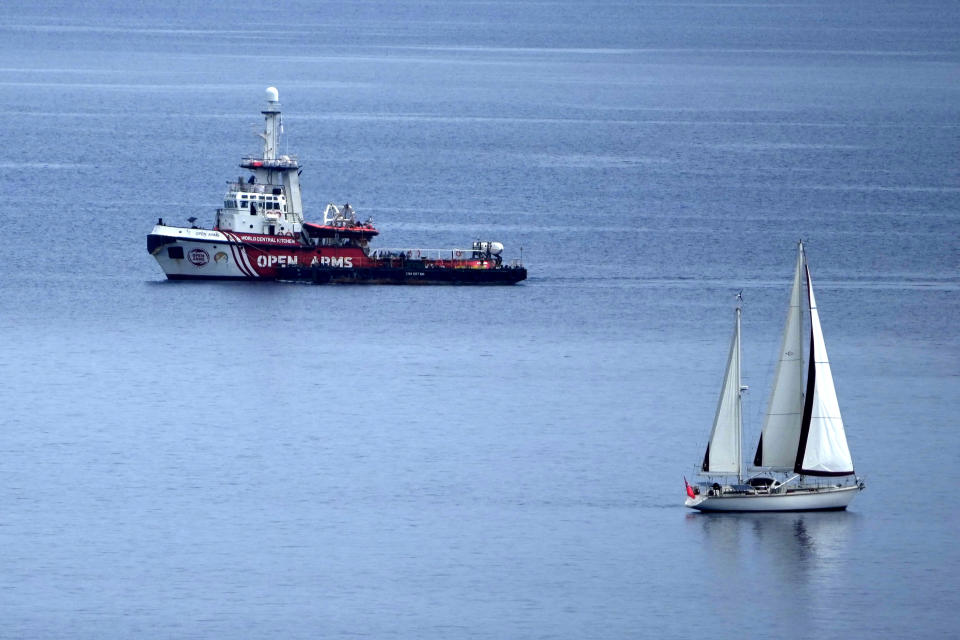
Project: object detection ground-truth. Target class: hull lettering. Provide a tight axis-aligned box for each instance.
[311,256,354,268]
[256,255,299,268]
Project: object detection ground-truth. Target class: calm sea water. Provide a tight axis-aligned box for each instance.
[1,1,958,638]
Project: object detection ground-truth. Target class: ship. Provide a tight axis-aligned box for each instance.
[147,87,527,285]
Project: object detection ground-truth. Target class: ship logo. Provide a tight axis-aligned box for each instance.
[189,248,210,267]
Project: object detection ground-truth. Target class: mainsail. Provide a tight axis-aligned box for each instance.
[702,307,742,477]
[794,265,855,476]
[754,242,806,469]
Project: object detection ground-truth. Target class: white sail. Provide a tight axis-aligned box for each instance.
[754,242,805,469]
[702,307,742,476]
[795,266,855,476]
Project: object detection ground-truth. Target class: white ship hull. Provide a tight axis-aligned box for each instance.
[147,224,304,280]
[685,484,860,512]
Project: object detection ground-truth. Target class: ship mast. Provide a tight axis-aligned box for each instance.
[240,87,304,222]
[260,86,280,161]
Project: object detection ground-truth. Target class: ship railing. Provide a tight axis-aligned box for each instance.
[240,155,299,169]
[227,182,285,195]
[694,471,859,493]
[369,248,488,261]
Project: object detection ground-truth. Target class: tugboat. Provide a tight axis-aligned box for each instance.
[147,87,527,285]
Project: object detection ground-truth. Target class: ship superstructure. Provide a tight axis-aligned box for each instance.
[217,87,303,238]
[147,87,526,284]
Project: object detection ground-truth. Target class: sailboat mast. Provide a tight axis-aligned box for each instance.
[753,240,805,470]
[702,302,747,477]
[799,241,806,380]
[735,305,743,483]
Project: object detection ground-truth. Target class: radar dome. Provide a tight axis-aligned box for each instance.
[265,86,279,102]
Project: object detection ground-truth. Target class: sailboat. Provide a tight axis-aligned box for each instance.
[684,242,865,512]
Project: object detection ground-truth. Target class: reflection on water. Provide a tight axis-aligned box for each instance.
[691,510,858,568]
[685,511,860,636]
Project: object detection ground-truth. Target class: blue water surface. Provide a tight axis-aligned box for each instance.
[1,1,958,638]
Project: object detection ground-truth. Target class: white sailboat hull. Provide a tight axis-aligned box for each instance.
[685,484,860,512]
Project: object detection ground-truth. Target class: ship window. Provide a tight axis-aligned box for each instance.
[167,246,184,259]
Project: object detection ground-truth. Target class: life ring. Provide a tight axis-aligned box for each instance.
[454,250,463,258]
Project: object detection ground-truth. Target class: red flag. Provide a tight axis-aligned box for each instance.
[684,476,696,499]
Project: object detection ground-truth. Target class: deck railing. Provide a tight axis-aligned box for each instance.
[240,155,299,169]
[227,182,285,195]
[369,248,490,261]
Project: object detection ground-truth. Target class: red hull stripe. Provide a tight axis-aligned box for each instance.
[221,230,257,278]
